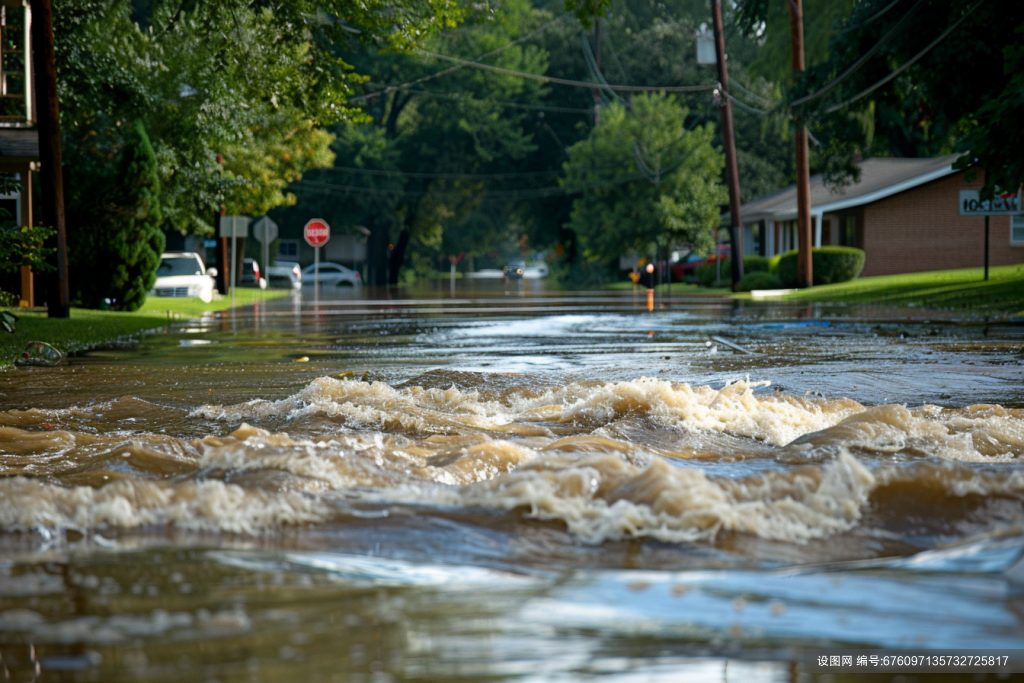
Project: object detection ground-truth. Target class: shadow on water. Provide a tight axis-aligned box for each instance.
[2,282,1024,681]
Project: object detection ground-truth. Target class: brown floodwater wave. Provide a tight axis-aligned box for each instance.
[2,375,1024,558]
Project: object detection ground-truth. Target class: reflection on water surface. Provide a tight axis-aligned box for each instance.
[2,286,1024,681]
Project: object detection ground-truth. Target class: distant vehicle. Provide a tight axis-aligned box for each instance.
[150,252,215,303]
[673,244,730,281]
[302,262,361,287]
[267,261,302,289]
[503,261,549,280]
[239,258,267,289]
[503,261,525,280]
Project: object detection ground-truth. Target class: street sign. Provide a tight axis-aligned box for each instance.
[304,219,330,247]
[252,216,278,243]
[959,189,1023,216]
[218,215,250,237]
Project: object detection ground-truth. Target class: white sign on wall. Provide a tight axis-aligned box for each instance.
[959,189,1023,216]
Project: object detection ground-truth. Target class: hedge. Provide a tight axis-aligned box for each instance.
[772,246,866,287]
[736,271,785,292]
[695,255,771,287]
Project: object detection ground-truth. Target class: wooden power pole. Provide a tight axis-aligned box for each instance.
[31,0,69,318]
[788,0,813,288]
[592,19,601,125]
[711,0,743,289]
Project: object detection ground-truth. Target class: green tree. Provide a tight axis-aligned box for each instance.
[66,120,165,311]
[561,94,726,264]
[284,0,551,285]
[753,0,1024,197]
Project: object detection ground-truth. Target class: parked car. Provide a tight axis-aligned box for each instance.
[301,262,361,287]
[239,258,267,289]
[150,252,215,303]
[673,244,731,281]
[267,260,302,289]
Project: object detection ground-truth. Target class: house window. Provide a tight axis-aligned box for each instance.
[842,216,858,248]
[279,240,299,258]
[1012,215,1024,245]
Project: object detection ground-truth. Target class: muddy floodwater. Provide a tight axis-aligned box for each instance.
[2,284,1024,682]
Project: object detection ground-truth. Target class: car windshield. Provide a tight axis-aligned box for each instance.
[157,257,203,276]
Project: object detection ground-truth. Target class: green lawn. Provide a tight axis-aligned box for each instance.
[782,264,1024,316]
[137,287,291,318]
[1,288,291,366]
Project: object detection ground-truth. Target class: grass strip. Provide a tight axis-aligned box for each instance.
[782,264,1024,316]
[1,288,291,366]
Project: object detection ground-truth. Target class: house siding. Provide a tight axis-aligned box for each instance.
[861,169,1024,277]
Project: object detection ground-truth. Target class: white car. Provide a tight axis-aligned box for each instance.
[150,252,216,303]
[301,262,361,287]
[267,260,302,289]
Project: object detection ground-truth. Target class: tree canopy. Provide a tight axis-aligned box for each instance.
[561,94,725,263]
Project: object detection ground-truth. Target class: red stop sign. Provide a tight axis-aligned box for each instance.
[304,219,331,247]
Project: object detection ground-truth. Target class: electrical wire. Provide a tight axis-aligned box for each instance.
[789,0,926,107]
[414,49,718,93]
[722,88,775,116]
[378,87,593,114]
[823,0,985,114]
[581,31,625,104]
[350,14,570,103]
[318,166,566,179]
[839,0,906,33]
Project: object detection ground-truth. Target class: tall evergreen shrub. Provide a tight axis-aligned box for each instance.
[67,120,164,311]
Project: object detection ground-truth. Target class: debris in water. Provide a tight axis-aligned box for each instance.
[294,356,310,363]
[1,310,18,333]
[710,336,759,356]
[15,341,63,367]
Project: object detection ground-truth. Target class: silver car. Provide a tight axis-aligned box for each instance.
[301,262,361,287]
[267,261,302,289]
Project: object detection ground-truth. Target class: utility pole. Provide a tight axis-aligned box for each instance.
[788,0,813,288]
[592,19,602,125]
[711,0,744,289]
[31,0,69,318]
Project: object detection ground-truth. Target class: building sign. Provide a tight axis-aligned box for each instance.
[959,189,1023,216]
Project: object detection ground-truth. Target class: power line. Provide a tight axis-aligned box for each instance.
[790,0,926,108]
[375,87,593,114]
[823,0,985,114]
[350,15,570,103]
[414,49,718,93]
[839,0,906,33]
[318,165,566,179]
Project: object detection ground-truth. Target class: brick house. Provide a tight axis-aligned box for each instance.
[731,154,1024,276]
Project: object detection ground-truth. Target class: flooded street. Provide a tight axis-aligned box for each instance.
[2,284,1024,682]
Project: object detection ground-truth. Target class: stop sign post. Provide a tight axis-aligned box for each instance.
[304,219,330,305]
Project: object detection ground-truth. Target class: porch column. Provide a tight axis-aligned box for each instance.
[766,220,775,256]
[813,211,823,247]
[19,164,34,307]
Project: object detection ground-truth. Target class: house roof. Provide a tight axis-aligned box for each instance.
[728,154,962,224]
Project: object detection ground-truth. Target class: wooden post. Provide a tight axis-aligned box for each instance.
[19,162,34,307]
[31,0,69,317]
[19,266,33,307]
[984,215,989,281]
[711,0,744,289]
[592,19,601,125]
[788,0,813,289]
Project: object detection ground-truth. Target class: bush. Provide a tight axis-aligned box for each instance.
[696,255,772,286]
[772,247,866,287]
[743,254,770,273]
[67,119,164,311]
[736,271,784,292]
[695,259,725,287]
